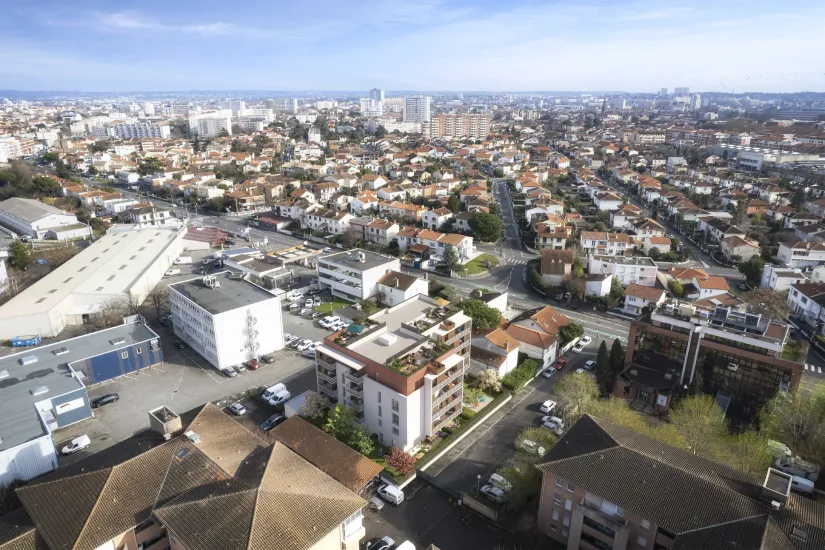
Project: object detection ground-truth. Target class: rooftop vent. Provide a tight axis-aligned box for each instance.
[30,386,49,396]
[762,468,792,508]
[184,430,201,444]
[20,355,37,366]
[53,347,69,356]
[109,337,126,346]
[229,272,245,280]
[377,333,398,347]
[629,369,638,376]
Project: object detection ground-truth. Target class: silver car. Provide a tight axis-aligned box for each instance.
[227,402,247,416]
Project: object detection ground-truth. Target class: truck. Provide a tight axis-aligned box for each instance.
[173,256,193,265]
[11,335,41,347]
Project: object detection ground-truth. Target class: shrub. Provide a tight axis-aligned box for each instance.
[386,446,416,475]
[502,358,541,391]
[559,322,584,344]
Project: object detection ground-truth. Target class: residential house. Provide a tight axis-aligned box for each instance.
[305,208,352,236]
[422,207,454,231]
[120,206,176,228]
[397,229,474,264]
[580,231,631,257]
[788,282,825,333]
[704,218,746,243]
[588,256,658,286]
[505,306,571,368]
[761,265,807,292]
[641,236,672,255]
[349,218,399,247]
[375,270,429,306]
[540,249,574,286]
[623,284,666,315]
[593,192,623,211]
[380,201,427,222]
[454,212,474,233]
[721,235,761,262]
[777,241,825,268]
[471,328,520,377]
[609,204,643,230]
[351,191,379,216]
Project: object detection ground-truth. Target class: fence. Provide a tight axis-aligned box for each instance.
[460,492,499,522]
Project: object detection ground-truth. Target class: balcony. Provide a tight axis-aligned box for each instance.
[432,406,461,432]
[318,382,338,399]
[345,383,363,397]
[317,367,337,384]
[318,353,336,366]
[433,366,462,392]
[343,369,364,385]
[432,381,461,409]
[346,397,364,412]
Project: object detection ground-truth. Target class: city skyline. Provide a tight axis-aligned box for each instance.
[2,0,824,92]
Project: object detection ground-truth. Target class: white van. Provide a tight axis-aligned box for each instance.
[377,484,404,505]
[791,475,814,494]
[165,268,181,276]
[261,383,287,401]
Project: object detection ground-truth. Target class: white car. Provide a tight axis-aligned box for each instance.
[283,334,298,346]
[579,335,592,346]
[296,339,314,351]
[319,316,340,329]
[330,321,348,332]
[572,340,586,353]
[228,402,247,416]
[61,435,91,455]
[541,367,556,379]
[289,292,304,301]
[518,439,546,457]
[583,360,595,370]
[540,400,557,414]
[542,416,565,436]
[299,308,313,316]
[480,484,505,503]
[488,473,512,492]
[305,298,314,308]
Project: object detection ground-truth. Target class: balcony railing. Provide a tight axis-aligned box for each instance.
[318,354,336,366]
[343,369,364,385]
[317,368,337,384]
[433,391,461,415]
[345,383,363,397]
[318,384,338,400]
[433,366,462,392]
[432,406,461,432]
[346,397,364,412]
[433,381,462,409]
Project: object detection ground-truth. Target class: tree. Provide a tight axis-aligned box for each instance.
[739,287,789,320]
[122,293,146,317]
[515,427,557,462]
[594,341,612,392]
[138,157,164,176]
[588,398,650,433]
[720,431,773,478]
[463,384,484,405]
[559,322,584,344]
[300,392,329,420]
[470,212,503,242]
[442,244,461,273]
[669,394,728,456]
[554,371,599,423]
[609,339,624,376]
[347,427,375,456]
[498,459,541,510]
[760,386,825,454]
[324,404,356,442]
[571,256,584,278]
[476,368,502,393]
[42,152,59,163]
[668,279,684,298]
[386,446,415,475]
[32,176,61,196]
[738,256,764,286]
[687,370,704,395]
[460,299,501,330]
[146,284,169,318]
[791,187,806,209]
[8,240,30,269]
[95,298,128,329]
[447,194,461,213]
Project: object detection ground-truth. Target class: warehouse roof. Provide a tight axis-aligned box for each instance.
[0,322,159,452]
[169,271,278,315]
[0,198,70,224]
[0,226,184,325]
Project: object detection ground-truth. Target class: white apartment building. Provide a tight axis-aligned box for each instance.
[273,98,298,114]
[761,265,807,291]
[580,231,631,257]
[788,282,825,332]
[403,95,431,123]
[168,272,284,370]
[188,110,233,137]
[423,114,492,139]
[120,206,176,228]
[317,249,401,301]
[315,294,471,451]
[107,122,171,139]
[359,98,383,118]
[777,241,825,268]
[588,256,658,286]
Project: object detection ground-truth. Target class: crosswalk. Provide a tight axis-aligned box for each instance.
[804,363,823,374]
[507,259,529,266]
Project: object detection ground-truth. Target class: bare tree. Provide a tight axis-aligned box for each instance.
[94,298,128,330]
[740,288,790,321]
[122,292,146,317]
[146,284,170,319]
[4,268,25,298]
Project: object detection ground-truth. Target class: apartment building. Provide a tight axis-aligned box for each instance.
[761,265,807,292]
[273,97,298,114]
[120,205,175,228]
[396,228,474,264]
[305,208,352,236]
[168,272,284,370]
[423,113,492,139]
[778,241,825,268]
[315,294,471,451]
[624,299,801,419]
[788,282,825,332]
[580,232,631,257]
[403,95,431,123]
[538,415,825,550]
[317,249,400,301]
[188,110,233,137]
[588,256,658,286]
[107,122,171,139]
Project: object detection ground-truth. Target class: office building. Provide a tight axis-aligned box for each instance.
[621,299,802,419]
[168,271,284,370]
[317,249,400,301]
[538,414,825,549]
[274,98,299,114]
[0,226,185,339]
[423,113,492,139]
[188,110,233,137]
[316,294,471,451]
[403,95,431,123]
[0,320,162,487]
[14,406,375,550]
[369,88,385,103]
[107,121,171,139]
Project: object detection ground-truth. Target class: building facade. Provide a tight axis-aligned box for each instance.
[317,249,401,301]
[403,95,432,123]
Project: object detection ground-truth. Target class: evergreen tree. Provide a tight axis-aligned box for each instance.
[610,339,625,376]
[595,340,612,393]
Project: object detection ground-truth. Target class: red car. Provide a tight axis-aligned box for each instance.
[553,358,567,370]
[245,359,261,370]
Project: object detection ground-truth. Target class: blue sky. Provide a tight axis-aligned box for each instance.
[2,0,824,92]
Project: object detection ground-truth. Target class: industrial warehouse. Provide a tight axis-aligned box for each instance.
[0,225,186,339]
[0,320,163,486]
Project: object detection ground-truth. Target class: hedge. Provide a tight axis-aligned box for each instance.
[502,358,541,391]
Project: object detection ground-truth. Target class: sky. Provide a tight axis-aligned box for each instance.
[1,0,824,93]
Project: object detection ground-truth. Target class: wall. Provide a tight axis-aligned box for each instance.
[363,376,422,451]
[0,433,59,487]
[52,386,93,428]
[72,339,163,385]
[307,525,343,550]
[212,296,284,370]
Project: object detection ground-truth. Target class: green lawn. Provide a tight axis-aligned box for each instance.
[313,297,350,314]
[459,253,500,275]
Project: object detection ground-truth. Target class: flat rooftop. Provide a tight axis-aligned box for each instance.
[348,297,432,364]
[592,255,657,266]
[0,322,159,452]
[321,248,397,272]
[169,271,278,315]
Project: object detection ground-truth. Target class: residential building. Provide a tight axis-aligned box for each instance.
[788,282,825,334]
[761,265,807,291]
[593,192,623,211]
[777,241,825,268]
[107,121,171,139]
[585,273,612,297]
[505,306,571,368]
[396,228,474,264]
[0,226,185,339]
[538,415,824,550]
[580,232,631,257]
[641,236,671,255]
[14,405,375,550]
[539,249,573,286]
[422,207,454,231]
[273,97,299,113]
[315,294,471,451]
[168,271,284,370]
[348,218,399,246]
[376,270,429,306]
[0,320,161,487]
[471,327,520,377]
[622,284,666,316]
[188,110,233,137]
[305,208,353,236]
[704,218,746,243]
[588,256,658,286]
[721,235,761,262]
[423,114,492,139]
[0,197,91,240]
[624,300,802,418]
[403,95,431,123]
[317,249,401,301]
[120,205,175,228]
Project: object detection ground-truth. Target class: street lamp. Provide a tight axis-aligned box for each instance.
[477,474,482,494]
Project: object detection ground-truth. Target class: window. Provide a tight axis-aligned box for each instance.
[552,509,559,521]
[107,275,116,281]
[553,493,562,505]
[637,535,647,547]
[377,392,381,403]
[391,427,399,436]
[136,347,142,355]
[391,398,399,412]
[567,482,574,493]
[550,524,558,532]
[640,519,650,530]
[96,286,104,291]
[556,476,563,487]
[36,298,46,304]
[378,419,382,426]
[121,351,129,359]
[392,413,399,426]
[378,406,382,417]
[792,527,807,540]
[562,514,570,527]
[63,277,73,283]
[564,499,572,511]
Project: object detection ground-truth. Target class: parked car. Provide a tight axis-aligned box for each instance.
[301,348,317,359]
[260,414,286,431]
[319,316,340,329]
[579,335,592,346]
[245,359,260,370]
[572,340,587,353]
[235,362,247,373]
[488,473,512,492]
[541,367,556,379]
[173,341,186,349]
[227,402,247,416]
[540,399,557,414]
[299,308,313,317]
[542,416,565,436]
[313,296,322,306]
[331,321,348,332]
[365,537,394,550]
[224,239,235,246]
[296,339,314,352]
[311,312,323,320]
[61,435,91,455]
[288,292,304,301]
[518,439,546,457]
[91,393,119,408]
[553,358,567,370]
[367,496,385,512]
[165,268,181,276]
[221,367,238,378]
[376,484,404,505]
[288,338,302,349]
[775,456,820,481]
[305,298,314,308]
[583,360,595,370]
[287,302,300,312]
[261,354,275,364]
[480,484,505,503]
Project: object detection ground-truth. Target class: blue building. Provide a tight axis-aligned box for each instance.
[0,321,163,487]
